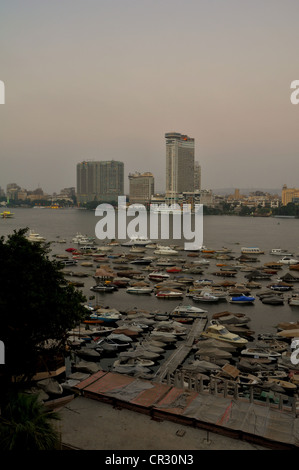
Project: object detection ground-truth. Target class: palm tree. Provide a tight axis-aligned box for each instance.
[0,393,61,450]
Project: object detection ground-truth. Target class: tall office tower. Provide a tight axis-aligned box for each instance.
[76,160,124,204]
[129,172,154,205]
[194,161,201,191]
[165,132,195,202]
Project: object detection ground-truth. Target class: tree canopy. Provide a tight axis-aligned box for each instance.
[0,228,86,392]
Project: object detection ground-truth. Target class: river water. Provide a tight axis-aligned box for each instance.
[2,207,299,336]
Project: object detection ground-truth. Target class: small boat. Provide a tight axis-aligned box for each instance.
[241,247,264,255]
[261,295,284,305]
[241,348,281,358]
[268,282,292,291]
[212,271,237,277]
[154,245,178,256]
[156,290,184,299]
[90,284,118,293]
[201,321,248,345]
[270,248,293,256]
[113,357,155,368]
[148,272,170,281]
[170,305,207,322]
[279,256,299,265]
[1,210,14,218]
[26,230,46,243]
[72,233,95,245]
[256,370,288,380]
[58,259,78,266]
[129,247,146,253]
[229,294,255,304]
[96,336,132,352]
[121,236,152,247]
[192,292,220,303]
[288,294,299,306]
[166,266,182,273]
[174,275,194,284]
[90,309,122,323]
[266,378,297,391]
[212,312,250,325]
[126,286,153,295]
[130,258,153,265]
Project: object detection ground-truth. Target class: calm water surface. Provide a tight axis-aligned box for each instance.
[2,207,299,336]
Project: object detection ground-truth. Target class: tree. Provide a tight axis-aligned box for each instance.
[0,228,86,397]
[0,392,60,450]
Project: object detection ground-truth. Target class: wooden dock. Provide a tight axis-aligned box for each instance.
[153,317,208,383]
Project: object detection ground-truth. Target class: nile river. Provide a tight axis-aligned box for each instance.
[2,207,299,336]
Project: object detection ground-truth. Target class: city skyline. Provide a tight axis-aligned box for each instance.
[1,1,299,194]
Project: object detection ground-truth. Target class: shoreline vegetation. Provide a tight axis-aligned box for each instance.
[2,199,299,218]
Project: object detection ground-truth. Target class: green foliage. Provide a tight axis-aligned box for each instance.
[0,393,60,450]
[272,202,299,217]
[0,228,86,385]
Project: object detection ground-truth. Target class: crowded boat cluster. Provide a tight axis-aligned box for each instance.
[29,231,299,406]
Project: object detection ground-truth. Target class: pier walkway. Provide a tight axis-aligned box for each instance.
[153,317,207,382]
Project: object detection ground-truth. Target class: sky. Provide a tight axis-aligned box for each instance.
[1,0,299,195]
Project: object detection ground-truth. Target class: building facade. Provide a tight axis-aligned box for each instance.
[281,184,299,206]
[165,132,195,202]
[129,172,154,205]
[76,160,124,204]
[194,161,201,191]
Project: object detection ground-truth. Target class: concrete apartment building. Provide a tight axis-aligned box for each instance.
[128,172,154,205]
[76,160,124,204]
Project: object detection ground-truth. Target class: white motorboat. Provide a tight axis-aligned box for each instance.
[279,256,299,265]
[156,290,184,299]
[192,292,220,303]
[154,245,178,256]
[121,236,152,246]
[126,286,153,295]
[288,294,299,306]
[90,309,122,323]
[270,248,293,256]
[170,305,207,322]
[72,232,95,245]
[26,230,46,243]
[148,271,170,281]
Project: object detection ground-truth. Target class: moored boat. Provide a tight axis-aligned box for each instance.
[229,294,255,304]
[201,320,248,346]
[126,286,153,294]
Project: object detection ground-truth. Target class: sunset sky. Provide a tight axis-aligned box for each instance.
[1,0,299,194]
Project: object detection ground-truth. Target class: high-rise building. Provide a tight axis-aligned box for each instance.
[194,161,201,191]
[165,132,195,202]
[129,172,154,205]
[76,160,124,204]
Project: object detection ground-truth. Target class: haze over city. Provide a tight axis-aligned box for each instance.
[1,0,299,194]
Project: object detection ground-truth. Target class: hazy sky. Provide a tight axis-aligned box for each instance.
[1,0,299,194]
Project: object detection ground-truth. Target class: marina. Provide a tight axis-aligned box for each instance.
[2,208,299,448]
